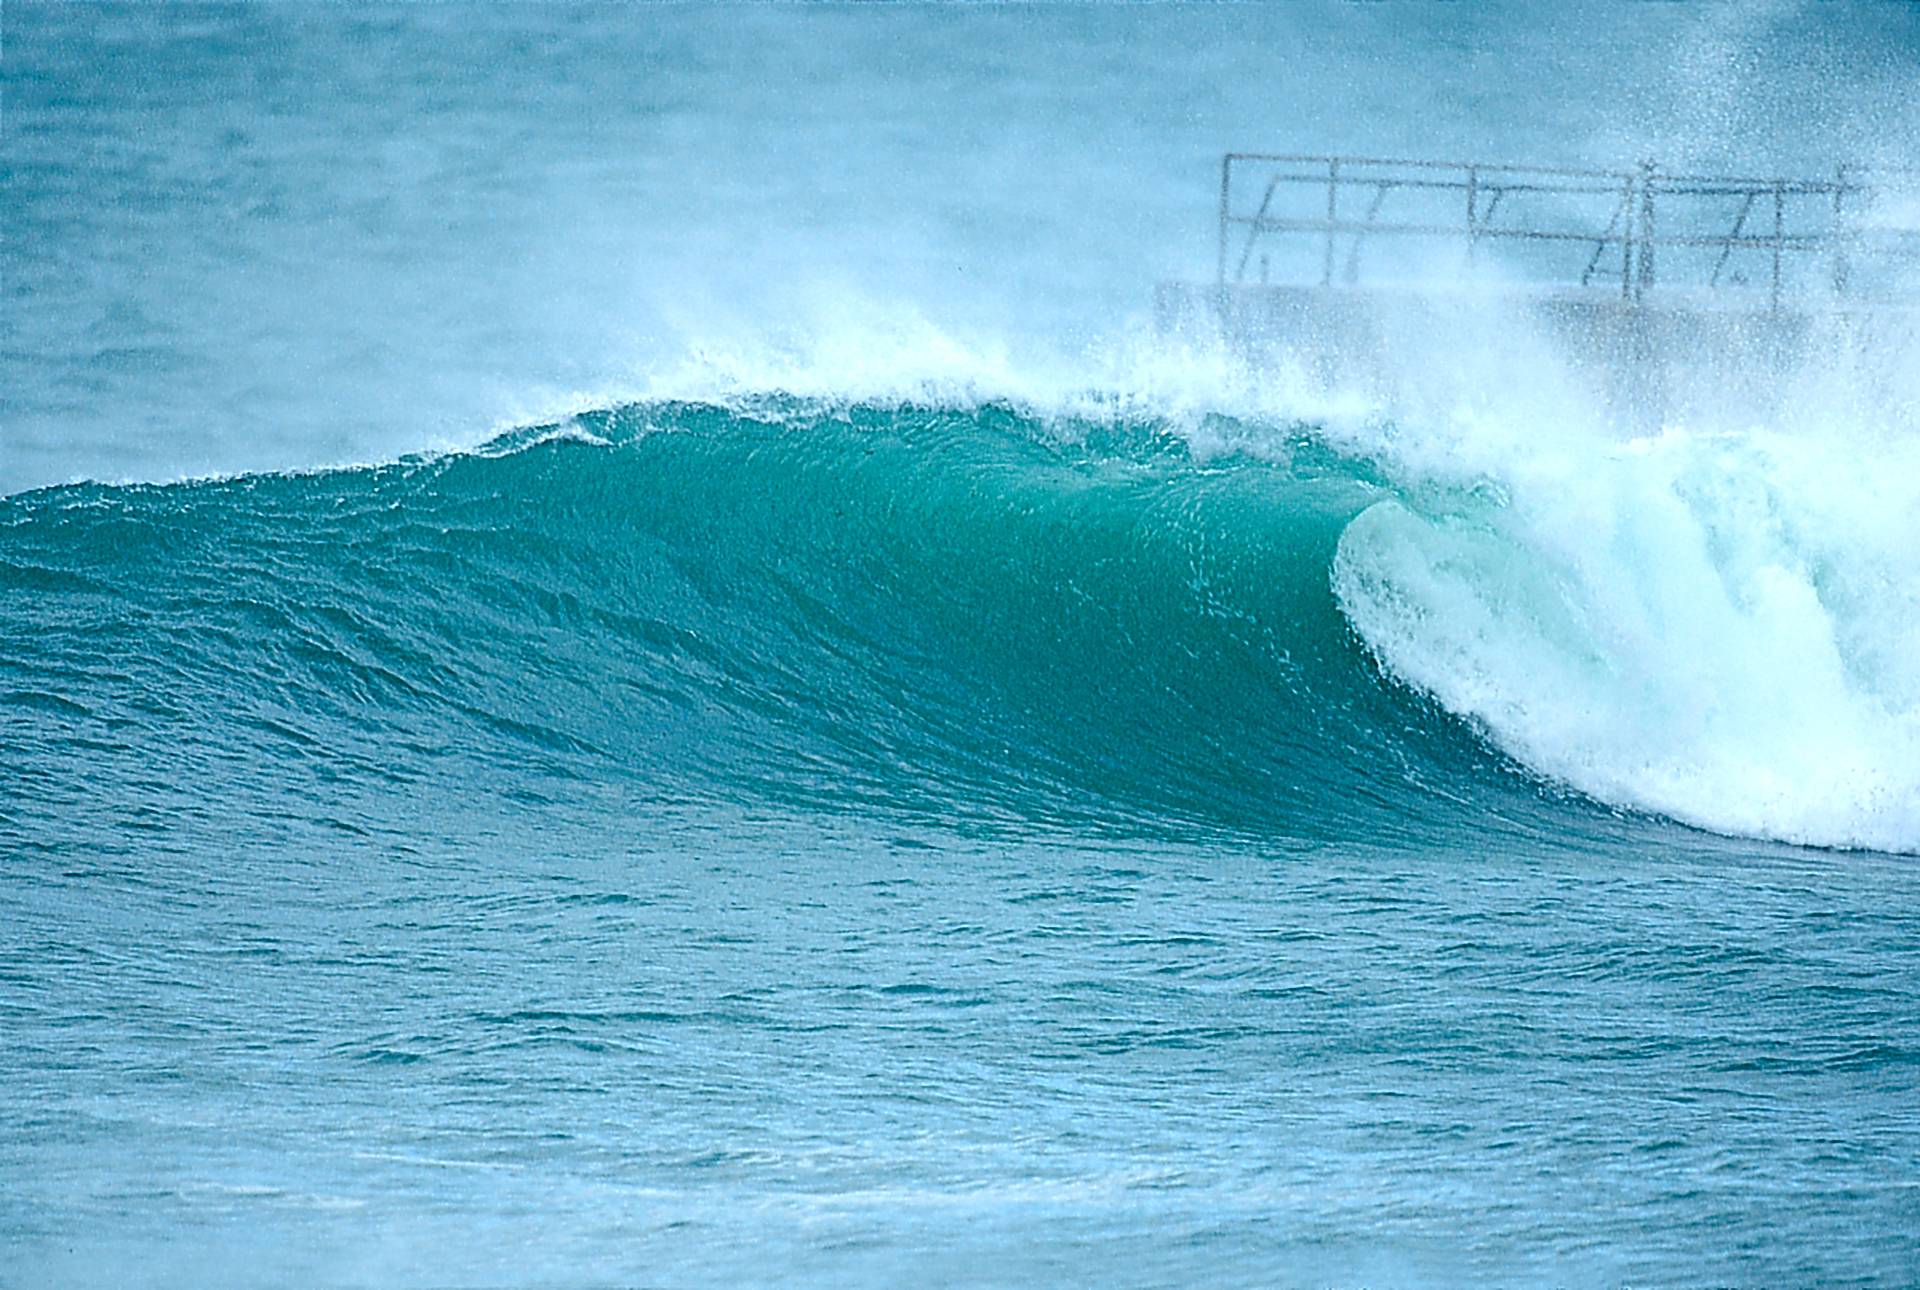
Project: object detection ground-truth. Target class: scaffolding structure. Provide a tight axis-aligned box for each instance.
[1214,153,1920,311]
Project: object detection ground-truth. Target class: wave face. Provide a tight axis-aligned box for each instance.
[5,395,1915,854]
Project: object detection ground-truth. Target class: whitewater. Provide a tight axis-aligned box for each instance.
[6,4,1920,1287]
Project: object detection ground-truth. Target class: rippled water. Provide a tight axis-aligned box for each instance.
[14,807,1920,1287]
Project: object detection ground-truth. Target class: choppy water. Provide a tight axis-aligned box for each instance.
[6,4,1920,1287]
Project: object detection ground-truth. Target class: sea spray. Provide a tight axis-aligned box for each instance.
[1333,415,1920,852]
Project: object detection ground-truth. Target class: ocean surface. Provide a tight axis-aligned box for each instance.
[6,4,1920,1287]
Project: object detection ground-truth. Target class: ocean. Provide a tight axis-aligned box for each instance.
[5,4,1920,1287]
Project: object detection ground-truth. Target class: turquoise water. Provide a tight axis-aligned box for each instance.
[7,5,1920,1287]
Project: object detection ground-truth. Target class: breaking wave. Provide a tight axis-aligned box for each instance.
[4,386,1916,853]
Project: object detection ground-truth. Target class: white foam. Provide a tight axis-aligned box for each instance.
[1332,404,1920,853]
[606,285,1374,438]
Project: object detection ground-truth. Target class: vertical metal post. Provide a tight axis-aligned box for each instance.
[1635,161,1657,303]
[1621,172,1636,300]
[1832,163,1851,298]
[1322,158,1339,287]
[1771,181,1785,313]
[1466,167,1479,268]
[1217,154,1232,293]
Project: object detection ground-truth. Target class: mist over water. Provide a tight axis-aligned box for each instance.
[7,4,1920,1287]
[8,1,1920,491]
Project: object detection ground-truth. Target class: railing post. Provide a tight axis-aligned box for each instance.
[1621,171,1636,300]
[1771,180,1785,313]
[1466,166,1479,268]
[1322,158,1339,287]
[1832,163,1851,298]
[1635,160,1657,303]
[1217,154,1232,293]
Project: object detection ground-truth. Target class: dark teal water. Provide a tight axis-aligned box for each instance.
[8,3,1920,1286]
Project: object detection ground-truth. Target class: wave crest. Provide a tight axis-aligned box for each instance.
[6,392,1916,853]
[1335,424,1920,852]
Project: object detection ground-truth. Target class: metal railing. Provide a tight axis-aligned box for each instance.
[1217,153,1920,309]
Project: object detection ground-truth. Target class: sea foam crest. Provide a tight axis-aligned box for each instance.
[622,289,1373,435]
[1333,414,1920,853]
